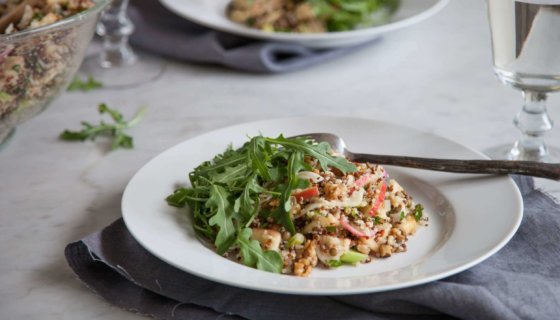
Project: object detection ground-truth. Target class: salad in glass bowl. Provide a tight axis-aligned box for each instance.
[0,0,109,146]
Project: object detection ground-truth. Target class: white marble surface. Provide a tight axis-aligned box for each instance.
[1,0,559,319]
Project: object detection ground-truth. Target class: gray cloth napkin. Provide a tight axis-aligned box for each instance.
[127,0,376,73]
[65,175,560,320]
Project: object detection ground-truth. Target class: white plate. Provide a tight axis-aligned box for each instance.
[122,117,523,295]
[159,0,449,48]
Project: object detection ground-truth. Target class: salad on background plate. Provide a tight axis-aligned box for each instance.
[158,0,449,48]
[227,0,400,33]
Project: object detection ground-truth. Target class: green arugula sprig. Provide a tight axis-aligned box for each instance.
[309,0,400,31]
[67,75,103,92]
[166,135,357,273]
[60,103,145,150]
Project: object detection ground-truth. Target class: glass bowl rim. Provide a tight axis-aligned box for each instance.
[0,0,111,41]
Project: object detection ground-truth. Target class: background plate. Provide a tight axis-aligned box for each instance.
[159,0,449,48]
[122,117,523,295]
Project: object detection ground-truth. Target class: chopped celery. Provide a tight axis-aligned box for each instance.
[287,233,305,248]
[327,260,343,268]
[328,250,368,268]
[340,250,368,265]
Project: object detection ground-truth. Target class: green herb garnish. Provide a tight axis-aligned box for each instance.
[0,91,13,103]
[413,204,424,221]
[374,216,383,225]
[67,75,103,92]
[325,226,338,233]
[399,211,405,221]
[166,135,357,273]
[311,0,400,32]
[60,103,145,150]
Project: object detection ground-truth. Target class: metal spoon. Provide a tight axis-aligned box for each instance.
[297,133,560,180]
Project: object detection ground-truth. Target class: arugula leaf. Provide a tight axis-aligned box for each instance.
[309,0,399,32]
[273,150,305,234]
[235,173,267,220]
[166,188,191,208]
[195,153,246,177]
[166,188,209,207]
[212,164,249,184]
[237,228,283,273]
[111,132,133,150]
[207,184,235,254]
[99,103,123,122]
[248,137,272,180]
[67,75,103,92]
[265,135,356,174]
[60,103,145,150]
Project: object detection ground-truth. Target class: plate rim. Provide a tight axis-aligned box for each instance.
[122,116,523,295]
[158,0,449,46]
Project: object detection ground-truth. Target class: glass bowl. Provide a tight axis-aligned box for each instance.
[0,0,110,146]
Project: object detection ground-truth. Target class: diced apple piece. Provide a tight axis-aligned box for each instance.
[399,215,418,236]
[250,228,281,251]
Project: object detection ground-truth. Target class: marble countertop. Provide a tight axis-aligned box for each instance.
[1,0,559,319]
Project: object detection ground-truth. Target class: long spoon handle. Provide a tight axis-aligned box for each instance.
[351,153,560,180]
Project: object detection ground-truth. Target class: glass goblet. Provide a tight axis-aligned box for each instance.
[486,0,560,162]
[80,0,164,88]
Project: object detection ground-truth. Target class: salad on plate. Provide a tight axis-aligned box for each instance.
[167,135,427,276]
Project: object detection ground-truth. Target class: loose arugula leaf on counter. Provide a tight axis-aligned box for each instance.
[166,134,356,273]
[67,75,103,92]
[60,103,145,150]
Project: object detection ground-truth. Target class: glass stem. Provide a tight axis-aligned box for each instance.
[96,0,136,68]
[510,90,554,161]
